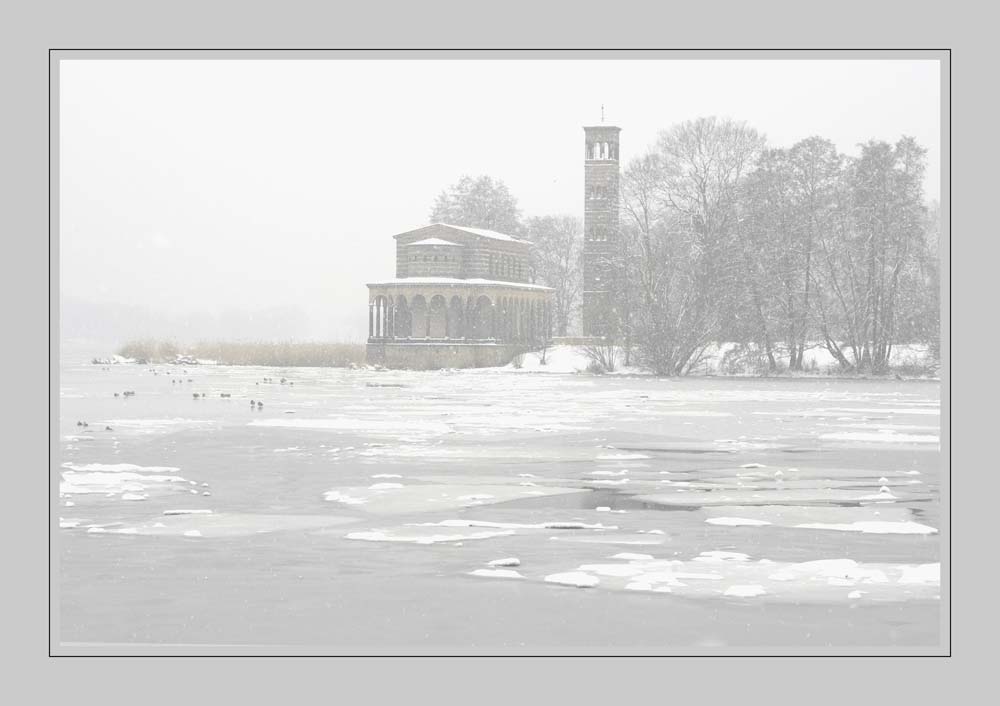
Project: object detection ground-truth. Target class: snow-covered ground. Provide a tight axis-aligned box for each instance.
[504,343,937,376]
[57,352,942,649]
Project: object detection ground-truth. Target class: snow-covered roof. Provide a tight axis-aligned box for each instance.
[406,237,464,247]
[367,277,553,291]
[434,224,532,245]
[394,224,533,246]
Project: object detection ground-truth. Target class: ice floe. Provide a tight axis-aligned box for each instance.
[97,419,216,435]
[249,418,452,435]
[73,513,359,538]
[346,528,515,544]
[412,519,618,531]
[820,431,939,444]
[544,572,600,588]
[793,521,937,535]
[323,483,587,514]
[611,553,655,562]
[539,553,939,602]
[469,568,524,579]
[488,557,521,567]
[163,509,213,515]
[899,564,940,585]
[637,486,921,507]
[60,470,191,497]
[61,462,180,474]
[705,517,772,527]
[695,551,751,562]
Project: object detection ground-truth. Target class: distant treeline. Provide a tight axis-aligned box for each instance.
[117,340,365,367]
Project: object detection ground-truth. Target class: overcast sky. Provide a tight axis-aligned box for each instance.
[59,58,941,342]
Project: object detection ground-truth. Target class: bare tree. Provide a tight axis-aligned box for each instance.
[524,215,582,337]
[736,137,842,371]
[622,117,765,375]
[813,137,929,373]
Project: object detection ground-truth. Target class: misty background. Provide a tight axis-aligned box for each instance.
[58,59,940,347]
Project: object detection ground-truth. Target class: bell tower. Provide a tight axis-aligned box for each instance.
[582,123,622,337]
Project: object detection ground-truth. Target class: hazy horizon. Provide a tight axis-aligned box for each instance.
[59,58,941,345]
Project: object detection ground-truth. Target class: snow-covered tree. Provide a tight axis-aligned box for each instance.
[621,117,766,375]
[429,175,523,235]
[811,137,930,373]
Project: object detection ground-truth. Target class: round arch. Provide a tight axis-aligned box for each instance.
[428,295,448,338]
[410,295,428,338]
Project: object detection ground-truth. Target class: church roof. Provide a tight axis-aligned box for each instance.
[394,223,532,246]
[406,237,464,247]
[435,224,531,245]
[368,276,553,291]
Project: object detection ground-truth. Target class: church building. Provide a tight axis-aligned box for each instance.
[365,120,624,369]
[366,223,554,369]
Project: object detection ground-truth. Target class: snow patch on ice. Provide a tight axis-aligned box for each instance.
[695,551,751,562]
[611,552,655,562]
[899,563,940,585]
[705,517,772,527]
[544,571,600,588]
[61,462,180,474]
[414,519,617,531]
[324,491,369,505]
[794,521,937,535]
[163,509,213,516]
[488,557,521,567]
[346,529,515,544]
[469,568,524,579]
[820,431,939,444]
[250,418,451,435]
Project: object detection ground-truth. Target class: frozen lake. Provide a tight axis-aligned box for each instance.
[56,356,943,651]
